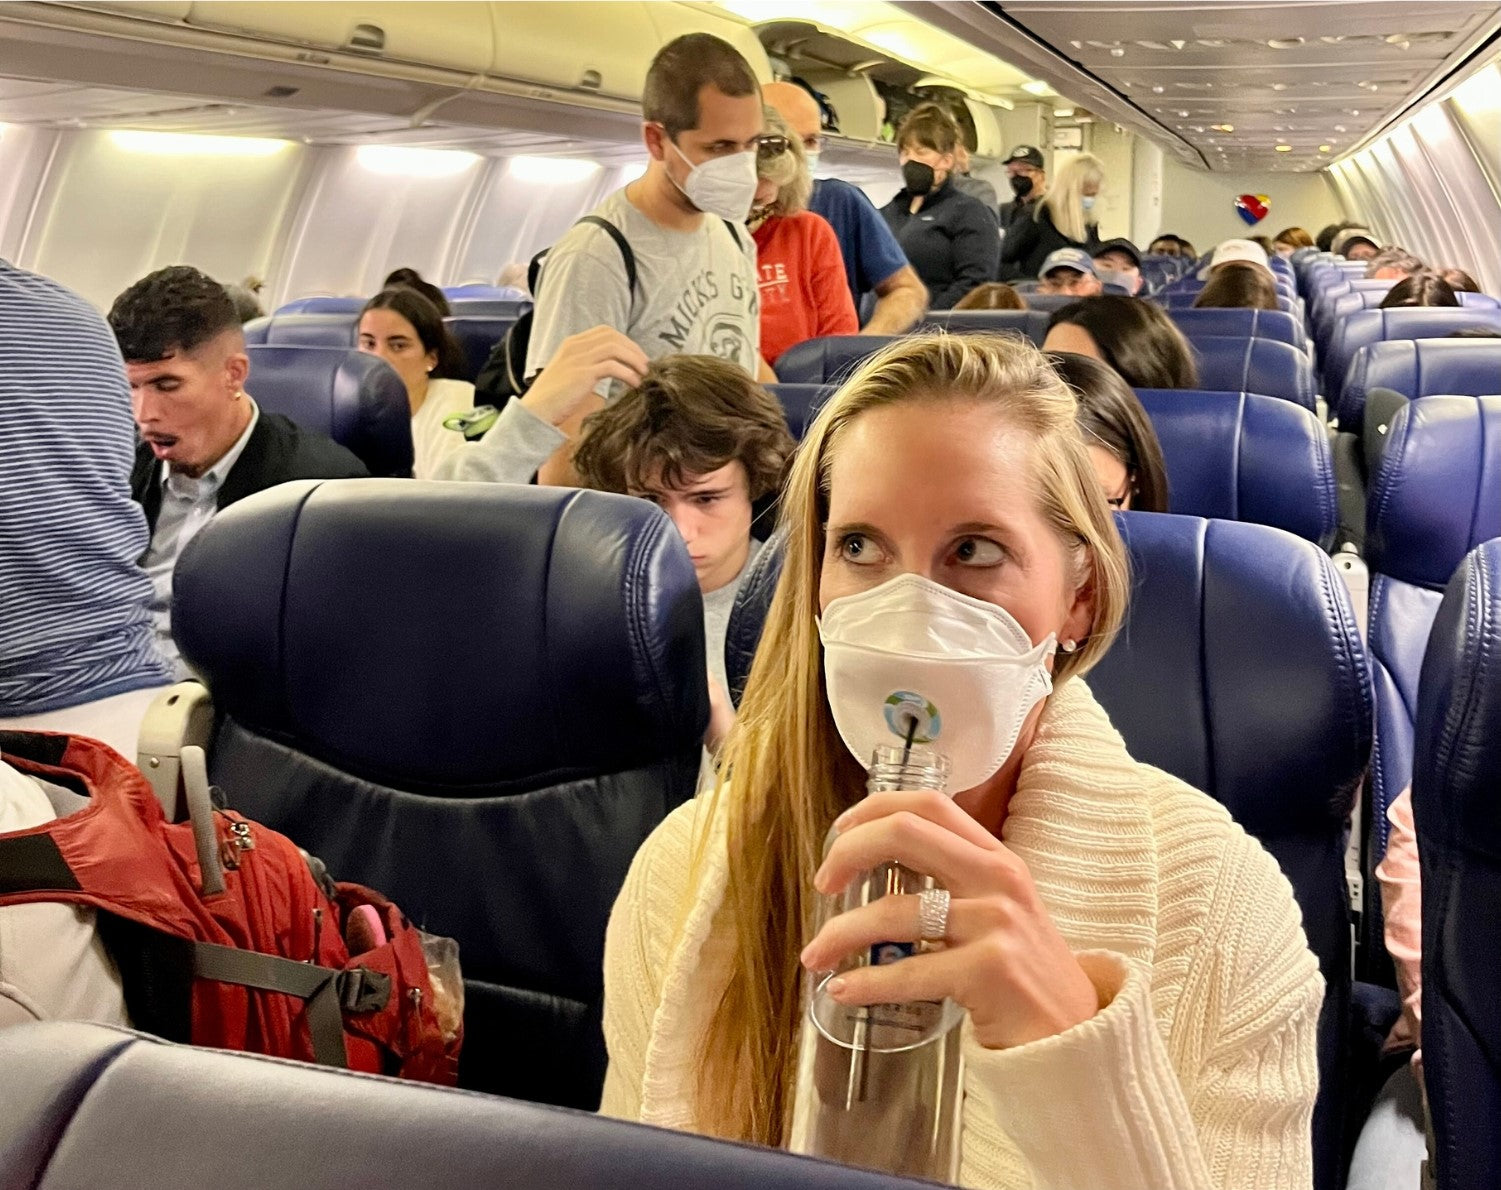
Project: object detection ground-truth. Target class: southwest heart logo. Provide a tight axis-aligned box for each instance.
[1235,193,1271,225]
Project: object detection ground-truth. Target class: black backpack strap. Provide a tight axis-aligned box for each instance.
[721,218,745,252]
[576,214,637,294]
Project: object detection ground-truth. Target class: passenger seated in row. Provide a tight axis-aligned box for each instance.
[383,266,450,316]
[572,355,794,714]
[954,282,1026,311]
[0,259,171,750]
[1042,296,1199,389]
[1049,350,1170,512]
[881,103,1000,309]
[0,753,130,1030]
[602,334,1323,1182]
[1380,272,1459,309]
[1440,267,1480,293]
[521,32,768,483]
[1194,261,1279,310]
[1091,238,1143,295]
[1333,228,1381,261]
[1273,226,1314,256]
[750,105,857,370]
[1317,220,1362,252]
[110,266,368,672]
[1148,233,1195,260]
[764,81,928,335]
[357,286,474,478]
[1037,248,1102,298]
[1366,248,1424,281]
[1200,237,1275,283]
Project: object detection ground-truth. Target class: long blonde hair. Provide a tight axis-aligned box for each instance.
[1041,152,1104,245]
[758,105,812,216]
[692,333,1130,1146]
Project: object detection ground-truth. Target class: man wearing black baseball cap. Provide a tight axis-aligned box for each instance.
[999,145,1047,279]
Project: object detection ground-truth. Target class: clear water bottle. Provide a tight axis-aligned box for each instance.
[787,743,965,1181]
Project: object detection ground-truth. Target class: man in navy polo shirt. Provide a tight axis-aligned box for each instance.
[765,82,928,335]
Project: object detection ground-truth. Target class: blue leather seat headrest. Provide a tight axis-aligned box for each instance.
[1166,307,1306,350]
[1326,308,1501,410]
[1339,339,1501,434]
[1366,396,1501,589]
[174,480,708,792]
[443,315,518,383]
[1135,389,1335,546]
[775,335,900,385]
[243,312,359,348]
[244,345,413,478]
[1189,336,1317,410]
[274,296,366,316]
[919,308,1051,345]
[767,384,833,440]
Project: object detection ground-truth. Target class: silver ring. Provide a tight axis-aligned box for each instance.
[917,887,951,943]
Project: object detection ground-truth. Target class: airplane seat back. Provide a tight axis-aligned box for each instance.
[1157,291,1302,316]
[1165,306,1307,351]
[444,315,518,383]
[0,1022,934,1190]
[1138,255,1178,293]
[243,312,359,349]
[775,335,901,385]
[1412,539,1501,1190]
[170,480,709,1109]
[1189,336,1317,410]
[275,296,366,315]
[1337,336,1501,434]
[443,284,529,302]
[1134,389,1336,546]
[1022,291,1091,312]
[1361,396,1501,958]
[244,344,413,477]
[766,383,833,440]
[724,515,1371,1190]
[920,309,1051,344]
[1325,309,1501,405]
[1457,290,1501,309]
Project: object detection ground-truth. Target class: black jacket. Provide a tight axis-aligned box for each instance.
[132,410,369,533]
[880,179,1001,310]
[998,204,1102,280]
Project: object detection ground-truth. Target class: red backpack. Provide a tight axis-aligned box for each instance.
[0,730,461,1084]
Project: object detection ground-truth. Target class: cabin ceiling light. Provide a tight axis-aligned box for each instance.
[1021,80,1054,96]
[507,155,601,184]
[109,130,288,156]
[1275,144,1293,152]
[356,144,478,177]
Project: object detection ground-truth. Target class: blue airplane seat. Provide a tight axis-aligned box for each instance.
[1360,395,1501,964]
[1325,308,1501,404]
[920,308,1051,344]
[274,296,366,315]
[448,298,532,318]
[1157,290,1302,317]
[1412,538,1501,1190]
[767,383,833,440]
[1166,306,1308,351]
[171,480,708,1109]
[442,284,529,301]
[0,1022,933,1190]
[1457,290,1500,309]
[444,315,518,383]
[242,312,359,349]
[1135,388,1336,546]
[775,335,900,385]
[243,344,412,477]
[1339,338,1501,435]
[1189,336,1317,410]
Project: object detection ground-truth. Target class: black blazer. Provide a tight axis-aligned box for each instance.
[998,204,1102,280]
[132,411,369,533]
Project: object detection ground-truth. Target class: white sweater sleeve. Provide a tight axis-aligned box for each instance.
[965,833,1322,1190]
[430,398,567,484]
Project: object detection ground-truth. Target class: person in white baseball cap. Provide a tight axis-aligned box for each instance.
[1199,238,1274,281]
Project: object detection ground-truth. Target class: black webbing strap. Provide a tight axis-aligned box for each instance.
[193,942,349,1069]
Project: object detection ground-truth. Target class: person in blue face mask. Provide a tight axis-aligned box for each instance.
[999,153,1105,281]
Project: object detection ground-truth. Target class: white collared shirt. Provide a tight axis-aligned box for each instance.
[140,397,260,672]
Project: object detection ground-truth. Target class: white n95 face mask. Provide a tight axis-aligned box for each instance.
[818,573,1056,794]
[667,140,760,223]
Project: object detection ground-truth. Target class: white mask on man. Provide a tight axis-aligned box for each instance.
[666,139,760,223]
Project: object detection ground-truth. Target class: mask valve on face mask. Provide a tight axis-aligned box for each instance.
[789,730,964,1181]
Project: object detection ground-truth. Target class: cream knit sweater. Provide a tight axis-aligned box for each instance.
[600,679,1324,1189]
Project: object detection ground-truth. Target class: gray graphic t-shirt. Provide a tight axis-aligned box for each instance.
[524,187,760,394]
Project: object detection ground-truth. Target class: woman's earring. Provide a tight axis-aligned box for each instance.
[1061,639,1079,654]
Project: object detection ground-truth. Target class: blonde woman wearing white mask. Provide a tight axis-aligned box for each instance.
[1000,153,1104,280]
[601,332,1323,1188]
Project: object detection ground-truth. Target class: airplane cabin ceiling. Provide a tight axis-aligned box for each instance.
[994,1,1501,171]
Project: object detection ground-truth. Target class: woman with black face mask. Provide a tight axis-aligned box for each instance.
[879,104,1000,309]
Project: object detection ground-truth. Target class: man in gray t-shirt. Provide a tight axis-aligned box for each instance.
[521,32,769,484]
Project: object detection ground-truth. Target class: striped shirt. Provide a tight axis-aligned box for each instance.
[0,259,172,715]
